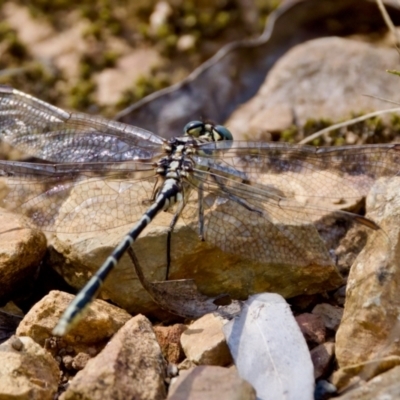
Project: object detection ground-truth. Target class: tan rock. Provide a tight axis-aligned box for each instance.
[331,355,400,392]
[311,342,335,379]
[0,208,47,302]
[154,323,187,364]
[71,352,91,371]
[226,37,400,140]
[336,178,400,367]
[95,49,162,106]
[48,177,343,316]
[180,313,232,366]
[0,335,59,400]
[2,3,54,46]
[335,364,400,400]
[312,303,343,331]
[60,314,166,400]
[16,290,131,352]
[168,365,256,400]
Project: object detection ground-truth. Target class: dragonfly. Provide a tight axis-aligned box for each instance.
[0,85,399,336]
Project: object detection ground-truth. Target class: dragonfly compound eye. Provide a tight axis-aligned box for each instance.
[184,120,205,137]
[213,125,233,141]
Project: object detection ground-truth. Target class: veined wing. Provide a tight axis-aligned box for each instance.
[0,86,165,163]
[0,159,158,233]
[181,166,381,268]
[195,141,400,207]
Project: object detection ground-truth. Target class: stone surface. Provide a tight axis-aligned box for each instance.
[16,290,131,352]
[95,49,161,106]
[0,335,59,400]
[60,314,166,400]
[48,177,343,316]
[311,342,335,379]
[154,323,187,364]
[0,208,47,302]
[335,364,400,400]
[312,303,343,331]
[295,313,326,346]
[331,355,400,392]
[168,365,256,400]
[181,313,232,366]
[223,293,314,400]
[336,178,400,367]
[226,37,400,140]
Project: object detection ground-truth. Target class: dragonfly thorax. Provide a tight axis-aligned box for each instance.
[157,137,197,179]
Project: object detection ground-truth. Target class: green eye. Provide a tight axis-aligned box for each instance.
[184,121,204,137]
[213,125,233,141]
[183,120,233,142]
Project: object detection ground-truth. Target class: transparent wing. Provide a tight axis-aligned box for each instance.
[180,142,400,268]
[196,141,400,205]
[0,86,165,162]
[0,160,157,233]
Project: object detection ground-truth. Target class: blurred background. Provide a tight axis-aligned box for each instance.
[0,0,278,116]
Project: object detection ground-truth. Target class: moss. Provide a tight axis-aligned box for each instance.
[295,113,400,146]
[0,22,29,65]
[2,0,280,113]
[116,73,171,110]
[281,126,298,143]
[67,79,97,110]
[0,63,65,105]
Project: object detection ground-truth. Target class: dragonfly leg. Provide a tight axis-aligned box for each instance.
[197,182,205,241]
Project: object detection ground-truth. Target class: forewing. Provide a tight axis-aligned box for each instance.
[0,86,164,162]
[196,141,400,207]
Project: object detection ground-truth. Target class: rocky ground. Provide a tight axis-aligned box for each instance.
[2,0,400,399]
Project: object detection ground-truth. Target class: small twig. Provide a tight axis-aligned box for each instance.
[376,0,400,46]
[362,93,400,106]
[299,107,400,145]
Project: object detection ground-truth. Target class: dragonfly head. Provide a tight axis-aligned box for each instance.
[184,120,233,142]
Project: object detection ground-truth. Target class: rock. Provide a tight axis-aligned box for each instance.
[335,364,400,400]
[0,335,59,400]
[2,3,54,46]
[178,358,196,371]
[60,314,166,400]
[71,352,91,371]
[180,313,232,366]
[0,208,47,302]
[223,293,314,400]
[311,342,335,379]
[167,365,256,400]
[336,178,400,367]
[226,37,400,140]
[16,290,131,353]
[312,303,343,331]
[48,177,343,317]
[333,286,346,307]
[295,313,326,346]
[331,355,400,392]
[154,323,187,364]
[95,49,161,106]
